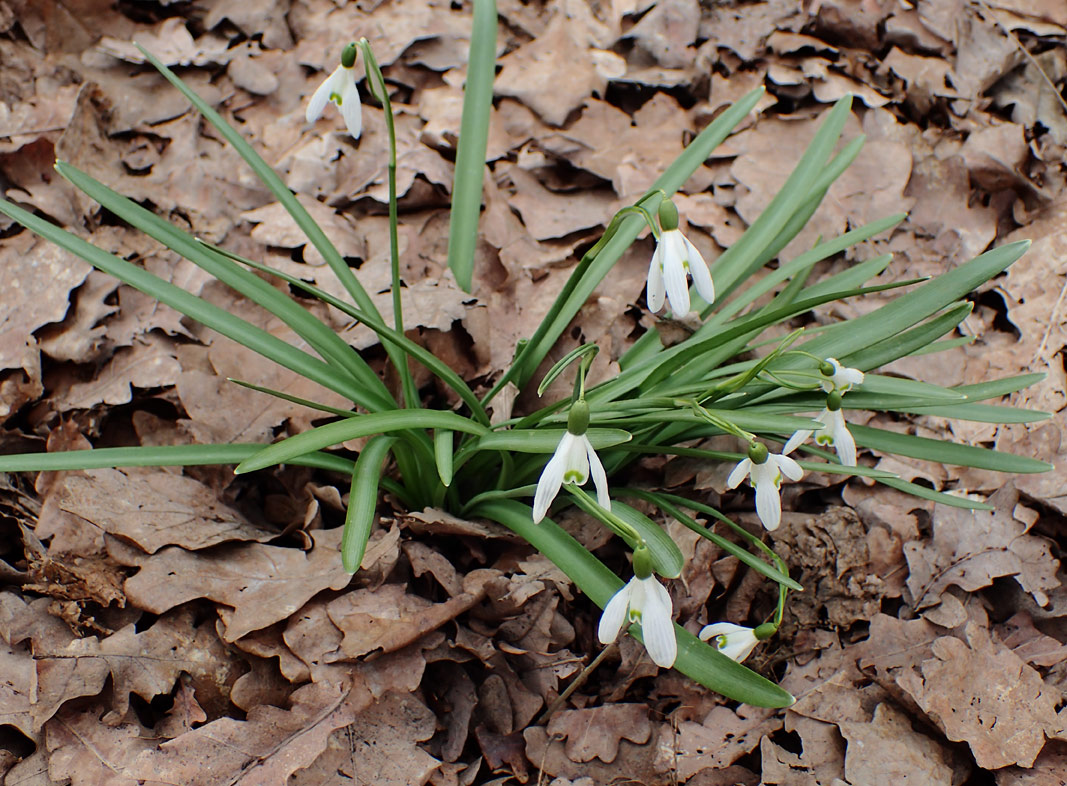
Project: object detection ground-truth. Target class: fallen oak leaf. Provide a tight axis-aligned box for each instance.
[546,704,652,764]
[123,528,352,641]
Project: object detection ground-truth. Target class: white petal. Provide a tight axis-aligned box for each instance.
[647,245,666,312]
[339,77,363,139]
[683,235,715,305]
[584,437,612,512]
[661,231,691,315]
[720,629,759,662]
[774,453,804,481]
[829,411,857,466]
[532,434,571,522]
[598,582,634,644]
[783,429,811,455]
[698,622,748,642]
[305,66,341,122]
[754,470,782,531]
[726,458,752,489]
[561,431,590,485]
[639,579,677,668]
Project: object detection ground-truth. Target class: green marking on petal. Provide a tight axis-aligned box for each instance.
[563,470,584,483]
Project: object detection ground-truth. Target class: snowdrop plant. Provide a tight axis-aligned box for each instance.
[0,7,1052,710]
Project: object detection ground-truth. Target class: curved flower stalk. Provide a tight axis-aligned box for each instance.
[598,545,677,667]
[727,442,804,531]
[699,623,760,663]
[306,42,363,139]
[647,198,715,315]
[533,399,611,523]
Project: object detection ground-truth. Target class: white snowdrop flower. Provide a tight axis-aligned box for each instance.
[699,622,760,663]
[726,442,804,531]
[306,42,362,139]
[598,547,677,668]
[818,358,864,394]
[532,400,611,523]
[783,399,857,467]
[646,198,715,316]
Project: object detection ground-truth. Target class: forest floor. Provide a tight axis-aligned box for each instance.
[1,0,1066,784]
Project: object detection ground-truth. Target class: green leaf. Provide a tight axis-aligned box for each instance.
[878,477,993,510]
[235,411,488,474]
[849,424,1052,473]
[0,197,367,407]
[474,428,632,453]
[0,444,355,474]
[56,162,394,413]
[434,430,454,487]
[488,87,767,399]
[474,499,794,707]
[342,436,396,572]
[805,241,1030,360]
[447,0,497,292]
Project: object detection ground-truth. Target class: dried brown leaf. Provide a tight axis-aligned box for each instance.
[123,528,352,641]
[547,704,651,764]
[896,622,1063,769]
[838,702,954,785]
[50,467,270,554]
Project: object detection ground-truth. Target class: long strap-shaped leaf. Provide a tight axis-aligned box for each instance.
[0,444,354,474]
[485,87,767,401]
[342,435,397,572]
[235,410,489,474]
[0,197,367,406]
[137,45,417,405]
[447,0,497,292]
[56,162,395,413]
[475,498,794,708]
[211,244,491,425]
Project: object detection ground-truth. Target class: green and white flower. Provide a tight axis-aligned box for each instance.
[306,42,362,139]
[727,443,803,531]
[532,400,610,523]
[699,622,760,663]
[647,199,715,315]
[598,546,677,668]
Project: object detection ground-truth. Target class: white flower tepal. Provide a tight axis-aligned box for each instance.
[727,443,803,531]
[699,622,760,663]
[306,42,363,139]
[598,546,677,668]
[647,198,715,316]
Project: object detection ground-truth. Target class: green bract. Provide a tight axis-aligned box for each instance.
[0,5,1048,709]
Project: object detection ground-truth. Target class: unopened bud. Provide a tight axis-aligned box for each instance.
[747,441,769,464]
[340,42,358,68]
[658,198,679,232]
[567,399,590,435]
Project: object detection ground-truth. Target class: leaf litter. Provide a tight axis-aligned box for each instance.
[0,0,1066,783]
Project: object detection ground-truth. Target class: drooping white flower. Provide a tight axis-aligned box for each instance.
[647,198,715,316]
[598,574,677,668]
[306,43,362,139]
[784,405,857,466]
[532,400,610,523]
[727,445,804,531]
[819,358,864,394]
[699,622,761,663]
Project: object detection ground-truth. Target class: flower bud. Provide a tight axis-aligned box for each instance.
[340,42,358,68]
[658,198,679,232]
[754,622,778,640]
[632,542,653,579]
[567,399,590,436]
[747,441,769,464]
